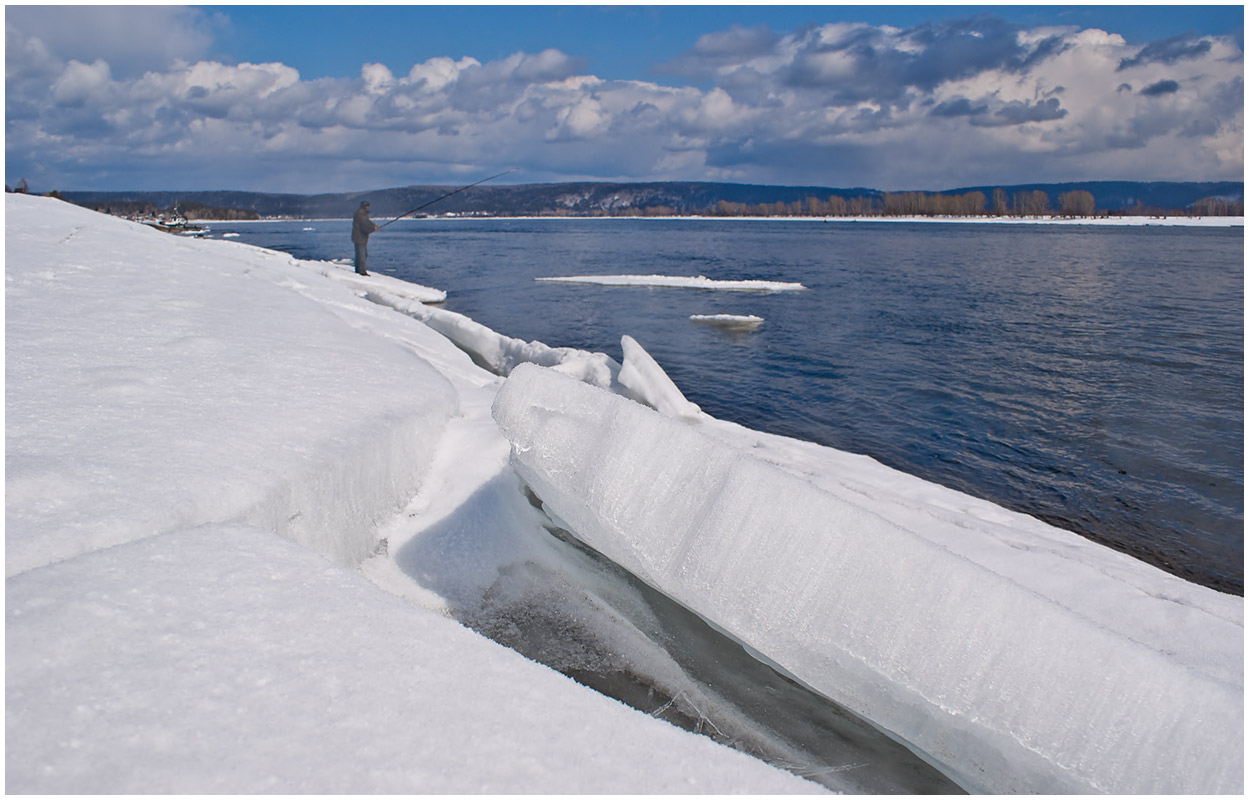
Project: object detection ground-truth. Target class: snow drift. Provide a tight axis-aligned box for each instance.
[492,362,1244,795]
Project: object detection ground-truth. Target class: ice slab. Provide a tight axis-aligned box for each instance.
[491,363,1243,795]
[616,334,702,420]
[537,274,806,292]
[373,295,623,389]
[372,302,697,423]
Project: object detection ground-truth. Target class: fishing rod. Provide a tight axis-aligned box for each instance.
[375,168,517,231]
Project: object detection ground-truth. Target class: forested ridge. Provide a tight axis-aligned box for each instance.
[61,179,1243,220]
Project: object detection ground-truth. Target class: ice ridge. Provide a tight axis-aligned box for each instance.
[491,362,1244,795]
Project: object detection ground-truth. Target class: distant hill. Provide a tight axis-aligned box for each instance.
[63,180,1243,219]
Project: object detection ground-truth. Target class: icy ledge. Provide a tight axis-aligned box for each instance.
[492,363,1243,795]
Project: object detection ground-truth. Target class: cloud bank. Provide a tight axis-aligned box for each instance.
[5,10,1242,192]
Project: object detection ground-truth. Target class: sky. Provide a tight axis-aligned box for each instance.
[5,4,1244,193]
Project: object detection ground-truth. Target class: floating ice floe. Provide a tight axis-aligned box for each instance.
[690,314,764,330]
[536,274,806,292]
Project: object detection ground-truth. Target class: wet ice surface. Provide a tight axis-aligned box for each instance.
[519,510,964,794]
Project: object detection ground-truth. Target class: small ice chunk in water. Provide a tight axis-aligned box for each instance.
[690,314,764,330]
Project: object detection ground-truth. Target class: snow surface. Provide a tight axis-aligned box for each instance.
[6,209,456,575]
[7,193,1242,795]
[6,523,818,794]
[536,274,807,291]
[491,364,1243,794]
[4,194,819,794]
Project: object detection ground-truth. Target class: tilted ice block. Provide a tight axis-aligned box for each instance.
[491,363,1243,795]
[616,335,701,420]
[385,298,621,390]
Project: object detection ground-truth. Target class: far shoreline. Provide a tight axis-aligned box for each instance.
[199,214,1245,228]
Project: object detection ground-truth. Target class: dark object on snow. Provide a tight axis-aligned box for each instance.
[351,201,378,275]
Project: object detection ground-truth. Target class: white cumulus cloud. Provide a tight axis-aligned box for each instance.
[4,12,1242,192]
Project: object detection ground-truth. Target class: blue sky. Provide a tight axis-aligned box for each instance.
[207,5,1245,83]
[6,4,1244,192]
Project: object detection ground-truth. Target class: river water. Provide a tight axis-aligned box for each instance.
[211,216,1243,594]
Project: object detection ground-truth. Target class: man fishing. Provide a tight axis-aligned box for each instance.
[350,169,516,275]
[351,201,378,275]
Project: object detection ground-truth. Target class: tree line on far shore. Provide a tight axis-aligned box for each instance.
[38,178,1247,220]
[73,199,261,221]
[576,189,1243,218]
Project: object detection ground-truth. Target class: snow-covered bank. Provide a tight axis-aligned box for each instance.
[5,208,455,575]
[7,193,1241,794]
[4,194,819,794]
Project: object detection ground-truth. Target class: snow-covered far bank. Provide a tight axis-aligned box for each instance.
[214,213,1245,228]
[4,194,820,794]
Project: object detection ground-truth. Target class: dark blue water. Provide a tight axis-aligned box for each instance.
[209,218,1244,594]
